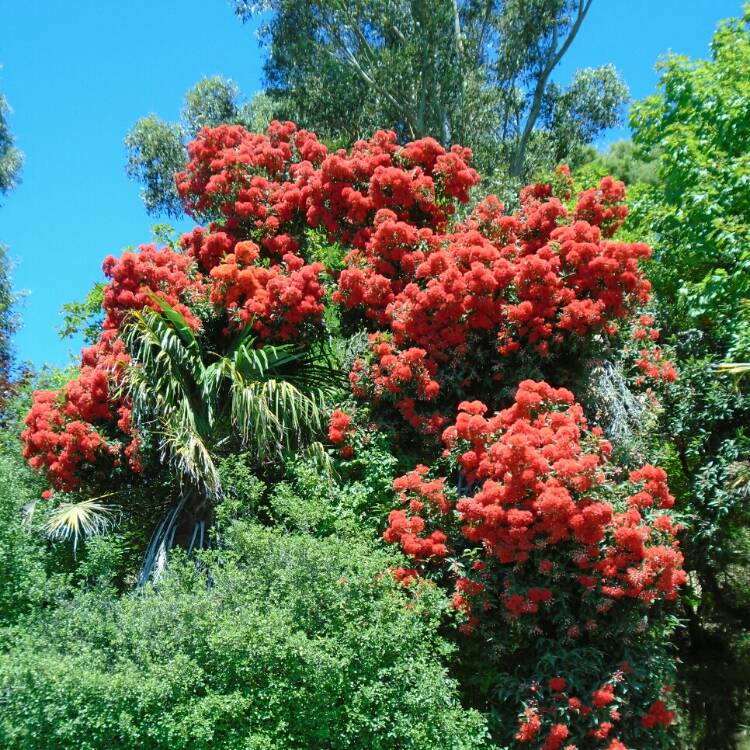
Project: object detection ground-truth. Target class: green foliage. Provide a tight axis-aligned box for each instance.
[125,77,245,217]
[648,353,750,746]
[123,300,341,494]
[0,244,21,381]
[58,282,105,344]
[573,139,659,188]
[0,521,489,750]
[0,92,23,199]
[0,451,47,626]
[270,439,398,538]
[182,76,240,138]
[626,1,750,693]
[214,453,268,527]
[659,355,750,578]
[630,5,750,353]
[124,114,185,217]
[236,91,276,134]
[544,65,629,165]
[231,0,627,182]
[71,533,128,589]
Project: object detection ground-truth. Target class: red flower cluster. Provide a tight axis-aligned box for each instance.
[180,226,237,273]
[384,380,686,626]
[625,314,678,385]
[641,700,676,728]
[328,409,356,458]
[175,121,317,230]
[336,175,653,372]
[507,669,672,749]
[574,175,628,238]
[22,389,115,491]
[305,134,478,244]
[175,124,478,344]
[209,240,325,341]
[515,708,542,742]
[383,510,448,560]
[101,244,205,330]
[349,334,441,429]
[22,333,139,490]
[176,124,478,253]
[327,409,353,445]
[333,211,439,325]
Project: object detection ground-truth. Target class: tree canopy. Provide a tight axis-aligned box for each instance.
[631,6,750,355]
[233,0,627,178]
[5,5,750,749]
[126,2,629,219]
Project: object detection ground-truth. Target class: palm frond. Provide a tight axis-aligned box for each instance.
[145,292,201,353]
[123,305,220,492]
[715,362,750,377]
[124,309,204,409]
[123,297,344,491]
[729,461,750,497]
[301,440,337,482]
[42,499,116,555]
[161,412,221,495]
[21,500,38,527]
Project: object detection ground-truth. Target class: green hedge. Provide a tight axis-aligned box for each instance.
[0,521,488,750]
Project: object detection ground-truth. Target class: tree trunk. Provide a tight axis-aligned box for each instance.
[137,487,213,586]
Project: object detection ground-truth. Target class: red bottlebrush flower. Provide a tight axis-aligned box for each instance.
[548,677,567,692]
[592,685,616,708]
[515,708,542,742]
[641,700,675,728]
[328,410,353,445]
[542,723,569,750]
[102,244,205,331]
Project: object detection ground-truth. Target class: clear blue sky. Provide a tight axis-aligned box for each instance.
[0,0,744,368]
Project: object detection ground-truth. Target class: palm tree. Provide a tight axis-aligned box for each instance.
[122,296,343,583]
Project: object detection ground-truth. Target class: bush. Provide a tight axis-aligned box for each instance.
[0,521,489,750]
[0,451,47,626]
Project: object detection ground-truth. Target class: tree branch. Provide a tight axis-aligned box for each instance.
[509,0,593,176]
[320,4,418,135]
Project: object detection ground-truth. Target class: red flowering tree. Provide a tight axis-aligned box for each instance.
[21,121,683,747]
[378,380,684,747]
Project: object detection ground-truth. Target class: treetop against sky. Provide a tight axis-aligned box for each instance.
[0,0,743,367]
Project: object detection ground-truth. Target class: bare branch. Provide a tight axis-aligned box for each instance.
[509,0,593,176]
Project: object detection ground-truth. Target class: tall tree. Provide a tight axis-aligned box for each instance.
[233,0,627,178]
[627,8,750,745]
[0,90,23,420]
[631,6,750,354]
[125,4,626,215]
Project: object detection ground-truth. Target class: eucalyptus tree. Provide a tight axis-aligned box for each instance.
[125,77,259,217]
[126,2,627,216]
[0,91,23,419]
[233,0,627,178]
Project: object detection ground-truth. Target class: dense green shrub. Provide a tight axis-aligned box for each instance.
[0,519,488,750]
[630,7,750,354]
[0,451,47,626]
